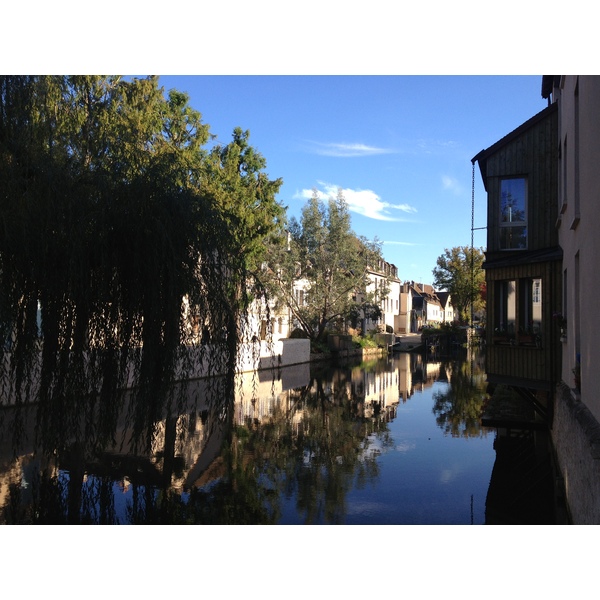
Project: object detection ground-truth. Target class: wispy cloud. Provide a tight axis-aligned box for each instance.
[305,141,394,157]
[383,240,420,246]
[295,183,418,222]
[303,138,457,158]
[442,175,462,195]
[416,139,459,155]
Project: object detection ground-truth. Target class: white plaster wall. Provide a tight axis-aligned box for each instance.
[236,338,311,373]
[557,75,600,423]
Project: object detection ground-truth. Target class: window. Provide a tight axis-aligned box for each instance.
[494,278,543,346]
[294,288,305,307]
[572,80,581,228]
[519,278,542,344]
[494,280,516,337]
[532,279,541,304]
[561,137,568,213]
[499,178,527,249]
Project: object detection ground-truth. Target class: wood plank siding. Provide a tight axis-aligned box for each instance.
[473,103,561,392]
[485,259,562,390]
[483,104,558,253]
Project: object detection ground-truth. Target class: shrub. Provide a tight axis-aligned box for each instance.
[289,328,309,339]
[352,335,378,349]
[310,339,330,354]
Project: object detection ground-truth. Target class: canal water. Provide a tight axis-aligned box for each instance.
[0,348,560,524]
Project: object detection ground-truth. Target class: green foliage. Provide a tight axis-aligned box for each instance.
[310,338,330,355]
[422,322,464,336]
[432,246,486,324]
[267,188,386,342]
[201,127,284,279]
[352,334,378,349]
[0,76,282,452]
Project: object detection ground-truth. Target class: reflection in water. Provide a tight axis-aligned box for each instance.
[0,347,555,524]
[431,350,488,438]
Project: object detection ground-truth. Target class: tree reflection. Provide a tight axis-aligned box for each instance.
[431,350,490,438]
[176,364,390,525]
[270,367,388,524]
[1,362,392,524]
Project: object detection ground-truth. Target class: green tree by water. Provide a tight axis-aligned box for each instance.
[432,246,486,324]
[268,188,386,343]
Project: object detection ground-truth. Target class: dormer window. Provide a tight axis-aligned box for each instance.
[500,177,528,249]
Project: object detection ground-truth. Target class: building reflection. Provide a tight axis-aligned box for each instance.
[0,350,485,524]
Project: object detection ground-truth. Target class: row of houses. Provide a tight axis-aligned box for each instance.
[472,75,600,523]
[258,263,457,345]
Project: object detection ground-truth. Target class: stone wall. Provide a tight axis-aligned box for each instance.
[327,346,386,361]
[552,382,600,524]
[238,338,311,373]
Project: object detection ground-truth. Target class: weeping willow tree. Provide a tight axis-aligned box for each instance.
[0,76,283,454]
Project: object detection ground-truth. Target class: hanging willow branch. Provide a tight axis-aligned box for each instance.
[0,76,284,455]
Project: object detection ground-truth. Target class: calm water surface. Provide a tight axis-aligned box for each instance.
[275,353,495,524]
[0,349,556,524]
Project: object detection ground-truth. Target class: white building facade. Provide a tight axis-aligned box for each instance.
[545,75,600,523]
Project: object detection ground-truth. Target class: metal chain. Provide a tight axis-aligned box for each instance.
[470,162,475,330]
[471,162,475,252]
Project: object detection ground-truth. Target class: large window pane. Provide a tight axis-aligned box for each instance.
[501,178,527,223]
[500,178,527,249]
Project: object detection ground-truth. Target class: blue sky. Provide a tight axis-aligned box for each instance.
[6,2,592,288]
[159,75,548,285]
[8,5,590,288]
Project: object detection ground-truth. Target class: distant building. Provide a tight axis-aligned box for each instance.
[398,281,452,331]
[362,259,401,334]
[436,291,456,324]
[399,281,419,333]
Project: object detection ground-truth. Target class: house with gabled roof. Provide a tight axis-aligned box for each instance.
[399,281,447,331]
[435,291,456,324]
[472,102,561,407]
[362,258,401,334]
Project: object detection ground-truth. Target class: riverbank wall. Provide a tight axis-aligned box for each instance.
[1,335,387,405]
[552,382,600,523]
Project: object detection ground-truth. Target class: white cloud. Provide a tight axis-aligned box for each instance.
[442,175,462,195]
[306,141,394,157]
[295,182,418,222]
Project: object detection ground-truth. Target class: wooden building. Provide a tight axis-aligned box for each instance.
[472,103,561,415]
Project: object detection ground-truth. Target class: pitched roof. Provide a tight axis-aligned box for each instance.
[436,291,451,308]
[471,103,557,191]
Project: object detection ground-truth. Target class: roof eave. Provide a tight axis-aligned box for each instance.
[471,103,558,189]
